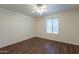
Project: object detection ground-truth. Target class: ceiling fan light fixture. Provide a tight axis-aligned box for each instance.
[32,4,48,15]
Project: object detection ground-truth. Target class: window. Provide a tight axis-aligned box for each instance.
[46,18,59,34]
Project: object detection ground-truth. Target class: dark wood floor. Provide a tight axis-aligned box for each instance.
[0,37,79,54]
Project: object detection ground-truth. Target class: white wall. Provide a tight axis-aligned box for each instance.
[0,8,35,48]
[36,9,79,45]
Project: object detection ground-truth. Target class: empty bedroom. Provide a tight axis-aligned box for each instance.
[0,4,79,54]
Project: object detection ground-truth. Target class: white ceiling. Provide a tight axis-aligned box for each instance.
[0,4,79,18]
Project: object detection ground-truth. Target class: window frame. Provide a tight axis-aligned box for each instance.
[46,17,59,34]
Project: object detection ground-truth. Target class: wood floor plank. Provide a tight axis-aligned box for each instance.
[0,37,79,54]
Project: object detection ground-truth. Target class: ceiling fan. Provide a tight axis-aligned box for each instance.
[32,4,48,15]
